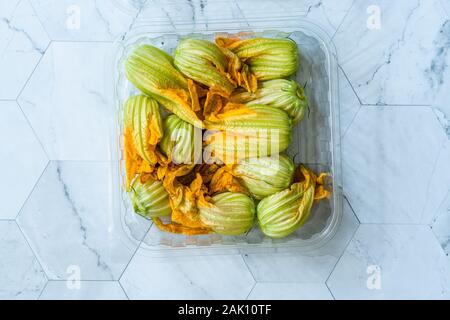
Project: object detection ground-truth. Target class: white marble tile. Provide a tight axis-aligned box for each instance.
[17,162,144,280]
[39,281,127,300]
[242,198,359,282]
[0,101,48,220]
[18,42,116,161]
[29,0,145,41]
[327,224,450,299]
[334,0,450,105]
[431,192,450,255]
[120,253,255,299]
[0,221,47,300]
[421,139,450,223]
[343,106,450,223]
[0,0,50,99]
[338,66,361,138]
[247,282,333,300]
[236,0,354,37]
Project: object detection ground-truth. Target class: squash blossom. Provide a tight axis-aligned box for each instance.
[125,44,203,128]
[198,192,256,235]
[216,37,298,81]
[128,177,171,218]
[231,154,295,199]
[174,39,236,96]
[159,114,201,165]
[123,95,163,188]
[257,165,329,238]
[231,79,308,124]
[204,105,292,164]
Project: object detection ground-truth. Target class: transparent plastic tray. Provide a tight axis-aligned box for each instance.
[109,4,342,255]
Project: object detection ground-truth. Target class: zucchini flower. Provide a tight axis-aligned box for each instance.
[198,192,255,235]
[231,154,295,199]
[125,44,203,128]
[231,79,308,124]
[174,39,236,96]
[257,165,327,238]
[128,177,171,218]
[216,37,298,81]
[153,165,212,235]
[159,114,201,165]
[123,95,163,188]
[204,105,292,164]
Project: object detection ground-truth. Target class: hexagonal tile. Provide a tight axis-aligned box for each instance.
[17,161,146,280]
[0,221,47,299]
[431,192,450,255]
[30,0,145,41]
[120,253,255,299]
[242,198,359,282]
[0,0,50,99]
[343,106,450,224]
[0,101,48,220]
[339,66,361,138]
[247,283,333,300]
[327,225,450,299]
[334,0,449,105]
[39,281,127,300]
[18,42,115,160]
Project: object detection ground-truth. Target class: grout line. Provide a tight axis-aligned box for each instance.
[28,0,53,41]
[36,280,49,300]
[15,40,52,100]
[118,281,131,300]
[16,100,51,161]
[14,160,50,220]
[240,253,258,283]
[325,281,336,300]
[338,64,363,105]
[324,223,360,288]
[341,106,361,139]
[116,224,152,282]
[331,0,355,41]
[15,219,50,283]
[245,282,257,300]
[343,194,361,224]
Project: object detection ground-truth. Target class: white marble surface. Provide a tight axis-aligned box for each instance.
[120,254,255,299]
[247,283,333,300]
[0,221,47,299]
[1,0,450,300]
[18,42,115,161]
[0,101,48,219]
[327,224,450,299]
[343,106,450,224]
[39,281,128,300]
[16,162,145,280]
[0,0,50,99]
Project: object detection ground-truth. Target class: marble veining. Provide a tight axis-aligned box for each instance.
[0,221,47,299]
[0,0,50,99]
[0,0,449,300]
[17,162,141,280]
[327,225,450,299]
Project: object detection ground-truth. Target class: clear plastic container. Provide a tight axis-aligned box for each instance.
[109,1,342,255]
